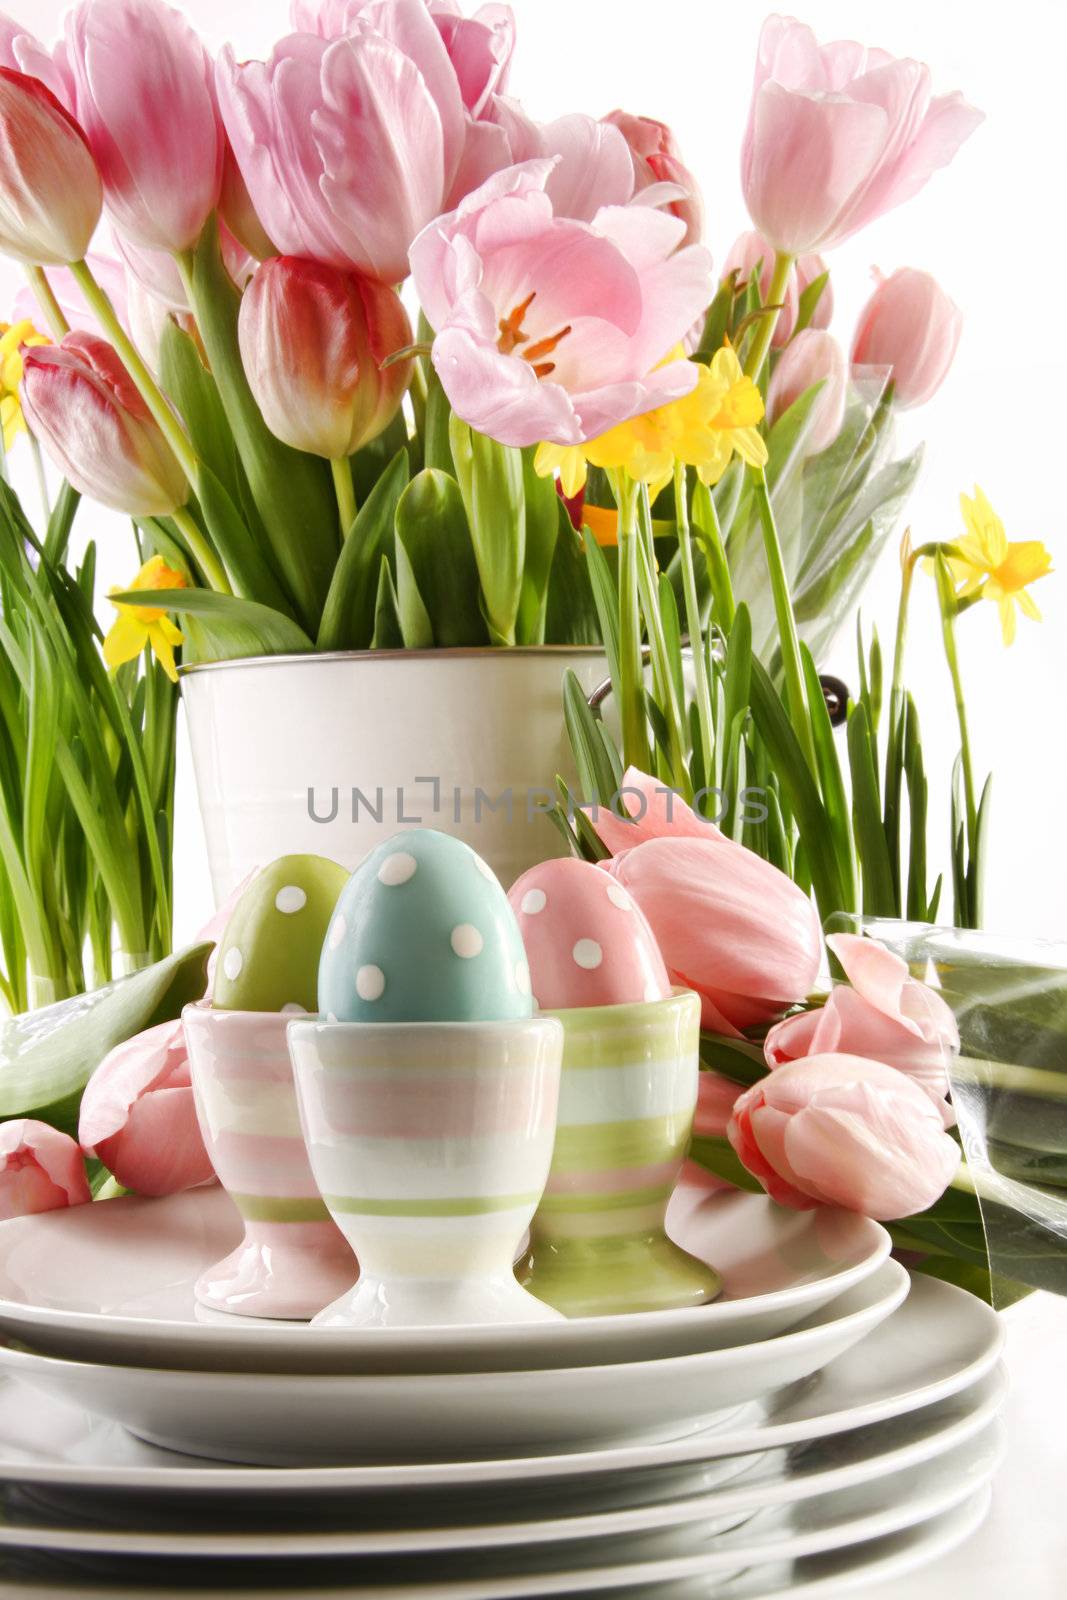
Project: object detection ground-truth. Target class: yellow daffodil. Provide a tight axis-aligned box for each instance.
[534,343,769,502]
[936,487,1053,646]
[0,318,49,452]
[103,556,187,683]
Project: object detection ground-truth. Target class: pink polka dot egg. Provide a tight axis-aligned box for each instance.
[508,858,671,1010]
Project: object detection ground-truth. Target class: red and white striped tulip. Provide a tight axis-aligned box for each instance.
[0,67,101,265]
[238,255,412,460]
[21,331,189,516]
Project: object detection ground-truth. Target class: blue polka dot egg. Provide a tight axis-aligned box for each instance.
[319,831,534,1023]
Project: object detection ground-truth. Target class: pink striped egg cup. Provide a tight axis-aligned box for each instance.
[287,1016,564,1328]
[182,1004,357,1320]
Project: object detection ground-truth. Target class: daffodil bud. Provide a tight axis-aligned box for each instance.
[238,256,413,461]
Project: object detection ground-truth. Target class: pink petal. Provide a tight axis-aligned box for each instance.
[94,1084,214,1196]
[585,765,726,855]
[0,1119,91,1216]
[541,114,635,222]
[79,1019,188,1152]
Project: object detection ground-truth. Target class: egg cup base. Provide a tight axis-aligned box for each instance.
[519,1228,721,1319]
[311,1271,563,1329]
[194,1219,359,1321]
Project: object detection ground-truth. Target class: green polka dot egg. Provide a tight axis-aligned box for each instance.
[212,855,349,1014]
[319,830,533,1024]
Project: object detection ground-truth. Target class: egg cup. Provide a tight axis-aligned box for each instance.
[518,989,721,1317]
[183,1005,358,1320]
[287,1016,565,1328]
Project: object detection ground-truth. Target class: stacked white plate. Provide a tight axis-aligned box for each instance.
[0,1171,1006,1597]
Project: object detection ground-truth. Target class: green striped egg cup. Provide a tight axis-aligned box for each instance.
[519,989,721,1317]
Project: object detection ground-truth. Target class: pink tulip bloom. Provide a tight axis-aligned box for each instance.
[765,933,959,1116]
[410,160,712,447]
[721,231,832,347]
[79,1019,215,1196]
[239,255,412,459]
[220,144,276,262]
[218,0,469,286]
[0,14,73,107]
[65,0,223,254]
[604,110,704,245]
[851,267,962,409]
[585,765,725,855]
[728,1053,961,1220]
[767,328,847,452]
[0,68,101,266]
[741,15,983,256]
[21,331,189,516]
[602,830,823,1035]
[0,1120,91,1220]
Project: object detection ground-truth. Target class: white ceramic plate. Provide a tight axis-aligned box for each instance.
[0,1175,888,1373]
[0,1275,1002,1492]
[0,1368,1006,1557]
[0,1261,908,1466]
[0,1437,1000,1596]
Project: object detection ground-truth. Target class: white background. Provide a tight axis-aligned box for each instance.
[0,0,1064,948]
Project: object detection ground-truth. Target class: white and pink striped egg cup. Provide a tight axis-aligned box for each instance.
[183,1004,357,1320]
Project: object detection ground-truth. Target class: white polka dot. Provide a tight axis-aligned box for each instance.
[607,883,633,911]
[378,852,417,886]
[521,888,547,915]
[451,924,484,959]
[275,885,307,915]
[515,959,531,995]
[356,965,385,1001]
[326,1012,338,1024]
[573,938,603,970]
[222,947,243,981]
[328,915,347,950]
[281,1002,307,1015]
[471,852,497,882]
[644,980,663,1003]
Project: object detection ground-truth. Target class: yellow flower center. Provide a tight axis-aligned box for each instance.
[711,374,765,431]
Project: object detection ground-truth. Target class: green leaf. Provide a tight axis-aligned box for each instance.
[694,274,737,361]
[545,508,600,645]
[394,469,487,648]
[562,669,616,808]
[0,944,211,1133]
[111,588,313,661]
[181,218,337,632]
[794,270,830,336]
[371,555,404,651]
[417,312,454,476]
[847,700,896,916]
[516,448,560,646]
[43,482,80,566]
[449,416,524,646]
[193,460,296,615]
[581,530,621,693]
[765,380,827,491]
[316,448,409,652]
[801,643,856,911]
[970,773,993,929]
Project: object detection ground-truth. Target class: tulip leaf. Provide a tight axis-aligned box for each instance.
[562,669,616,809]
[449,417,525,647]
[801,642,856,910]
[847,699,895,916]
[764,381,826,491]
[580,529,621,693]
[688,1135,763,1194]
[0,943,211,1134]
[109,588,313,662]
[317,449,410,652]
[43,482,81,566]
[394,469,487,648]
[795,270,830,336]
[544,509,600,646]
[371,556,404,651]
[180,218,338,632]
[516,448,560,646]
[392,532,434,650]
[419,324,455,478]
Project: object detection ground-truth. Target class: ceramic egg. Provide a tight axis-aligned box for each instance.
[508,857,671,1010]
[212,854,348,1014]
[319,830,533,1023]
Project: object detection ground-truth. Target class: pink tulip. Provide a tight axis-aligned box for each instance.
[741,15,983,255]
[117,226,252,316]
[0,1120,91,1220]
[239,255,413,459]
[601,832,823,1035]
[21,331,189,516]
[851,267,962,409]
[767,328,847,451]
[218,0,468,286]
[585,765,724,855]
[219,144,276,262]
[0,14,73,107]
[728,1054,961,1219]
[765,933,959,1114]
[721,231,832,347]
[604,110,704,245]
[79,1019,215,1196]
[410,160,712,447]
[65,0,223,253]
[0,68,101,266]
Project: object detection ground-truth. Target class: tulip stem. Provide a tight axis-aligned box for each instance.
[933,551,978,850]
[171,505,232,595]
[24,265,70,342]
[675,465,714,787]
[744,251,794,383]
[331,457,358,541]
[69,258,200,486]
[752,467,816,774]
[613,472,649,772]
